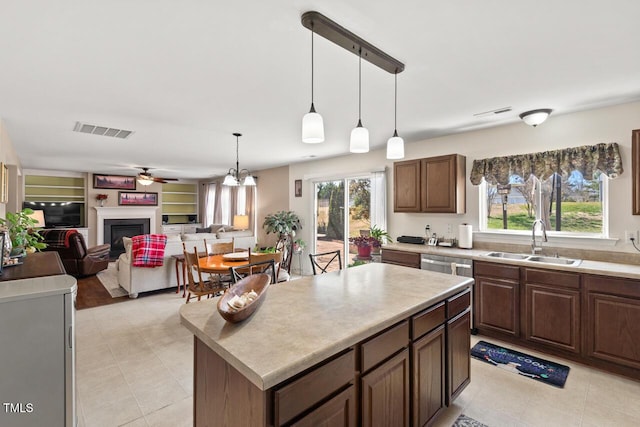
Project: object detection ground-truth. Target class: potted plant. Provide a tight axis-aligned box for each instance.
[263,211,302,238]
[0,208,47,255]
[293,238,306,254]
[349,235,380,260]
[96,193,108,207]
[369,225,392,254]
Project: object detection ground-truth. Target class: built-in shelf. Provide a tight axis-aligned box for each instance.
[162,182,198,223]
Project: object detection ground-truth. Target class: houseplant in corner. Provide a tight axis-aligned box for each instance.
[0,208,47,256]
[263,211,302,239]
[369,225,392,255]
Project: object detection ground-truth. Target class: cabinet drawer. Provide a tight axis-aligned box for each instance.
[412,302,445,339]
[361,321,410,373]
[474,261,520,280]
[523,268,580,289]
[381,250,420,268]
[274,349,355,426]
[447,289,471,319]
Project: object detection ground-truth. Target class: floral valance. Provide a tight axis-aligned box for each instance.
[469,142,623,185]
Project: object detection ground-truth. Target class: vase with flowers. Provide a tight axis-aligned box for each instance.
[349,236,380,260]
[96,194,108,207]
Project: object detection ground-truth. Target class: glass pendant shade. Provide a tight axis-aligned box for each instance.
[223,174,238,186]
[386,131,405,159]
[302,104,324,143]
[350,120,369,153]
[242,175,256,186]
[519,109,552,127]
[137,177,154,186]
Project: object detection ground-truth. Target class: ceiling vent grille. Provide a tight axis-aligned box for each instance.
[73,122,134,139]
[473,107,513,118]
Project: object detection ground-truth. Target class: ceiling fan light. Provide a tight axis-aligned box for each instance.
[223,174,238,186]
[242,175,256,186]
[386,132,405,159]
[137,177,154,186]
[519,109,552,127]
[302,106,324,143]
[349,122,369,153]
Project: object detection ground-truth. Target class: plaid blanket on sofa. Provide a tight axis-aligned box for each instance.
[40,229,78,248]
[131,234,167,267]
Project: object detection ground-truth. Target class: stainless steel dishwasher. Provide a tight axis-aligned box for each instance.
[421,253,476,333]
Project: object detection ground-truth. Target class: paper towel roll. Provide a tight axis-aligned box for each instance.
[458,224,473,249]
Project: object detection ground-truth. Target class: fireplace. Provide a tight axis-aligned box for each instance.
[95,206,158,260]
[104,218,151,259]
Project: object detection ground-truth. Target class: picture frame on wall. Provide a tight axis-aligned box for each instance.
[295,179,302,197]
[118,191,158,206]
[94,174,137,190]
[0,163,8,204]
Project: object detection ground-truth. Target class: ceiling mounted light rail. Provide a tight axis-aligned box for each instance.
[301,12,405,74]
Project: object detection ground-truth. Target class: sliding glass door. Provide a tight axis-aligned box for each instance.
[314,177,371,270]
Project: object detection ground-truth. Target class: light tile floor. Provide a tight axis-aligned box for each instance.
[76,292,640,426]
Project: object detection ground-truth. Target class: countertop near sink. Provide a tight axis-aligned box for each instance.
[383,242,640,280]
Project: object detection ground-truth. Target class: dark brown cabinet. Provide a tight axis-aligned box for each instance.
[412,327,445,427]
[447,309,471,404]
[361,349,410,427]
[474,262,520,336]
[381,249,421,269]
[523,268,581,353]
[393,154,466,213]
[584,274,640,370]
[292,386,356,427]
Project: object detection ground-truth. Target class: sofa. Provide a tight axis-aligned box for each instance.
[116,230,255,298]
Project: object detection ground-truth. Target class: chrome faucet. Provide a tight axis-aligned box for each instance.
[531,219,548,254]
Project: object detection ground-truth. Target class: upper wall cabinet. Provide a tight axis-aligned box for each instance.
[394,154,466,214]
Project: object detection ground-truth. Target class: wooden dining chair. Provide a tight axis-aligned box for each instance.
[184,247,226,303]
[249,251,286,282]
[230,259,277,285]
[204,239,234,255]
[309,249,342,275]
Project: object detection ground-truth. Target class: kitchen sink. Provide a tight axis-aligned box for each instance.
[484,252,530,260]
[527,256,582,266]
[482,251,582,267]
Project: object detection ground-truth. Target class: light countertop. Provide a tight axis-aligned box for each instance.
[179,262,473,390]
[0,274,77,303]
[384,243,640,280]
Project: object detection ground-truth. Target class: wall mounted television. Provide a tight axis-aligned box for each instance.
[22,201,85,228]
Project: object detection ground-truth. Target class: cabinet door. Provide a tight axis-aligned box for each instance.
[524,283,581,353]
[412,326,445,427]
[291,386,355,427]
[361,348,409,427]
[394,160,421,212]
[586,292,640,369]
[447,310,471,405]
[421,154,465,213]
[475,276,520,336]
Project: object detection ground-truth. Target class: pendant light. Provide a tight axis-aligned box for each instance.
[223,133,256,186]
[386,71,404,159]
[350,49,369,153]
[302,24,324,143]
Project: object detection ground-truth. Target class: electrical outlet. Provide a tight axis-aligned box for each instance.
[447,224,452,235]
[625,230,638,242]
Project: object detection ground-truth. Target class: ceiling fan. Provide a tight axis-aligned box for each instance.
[136,167,178,185]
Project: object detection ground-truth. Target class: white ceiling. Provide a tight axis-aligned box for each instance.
[1,1,639,180]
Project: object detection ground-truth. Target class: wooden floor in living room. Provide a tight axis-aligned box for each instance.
[75,274,129,310]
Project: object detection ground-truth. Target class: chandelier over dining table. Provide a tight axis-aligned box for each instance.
[223,133,256,186]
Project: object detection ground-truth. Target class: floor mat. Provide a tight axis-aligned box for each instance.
[452,414,489,427]
[471,340,570,387]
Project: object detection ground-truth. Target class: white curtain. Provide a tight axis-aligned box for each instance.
[370,170,387,232]
[204,183,216,227]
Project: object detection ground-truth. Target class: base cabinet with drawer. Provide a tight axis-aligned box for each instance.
[474,261,520,336]
[381,249,421,269]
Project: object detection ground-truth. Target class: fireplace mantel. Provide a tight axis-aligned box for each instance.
[95,207,158,244]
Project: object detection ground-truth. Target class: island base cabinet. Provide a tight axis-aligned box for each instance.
[412,326,445,427]
[447,309,471,404]
[194,337,270,427]
[361,348,410,427]
[291,386,356,427]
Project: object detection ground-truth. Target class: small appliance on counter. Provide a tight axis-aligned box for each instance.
[397,235,426,245]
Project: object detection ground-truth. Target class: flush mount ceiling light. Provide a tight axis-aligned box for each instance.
[519,109,552,127]
[301,11,405,152]
[302,23,324,143]
[386,72,404,159]
[223,133,256,186]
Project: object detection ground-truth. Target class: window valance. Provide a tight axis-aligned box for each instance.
[469,142,623,185]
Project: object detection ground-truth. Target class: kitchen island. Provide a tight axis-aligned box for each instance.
[180,262,474,426]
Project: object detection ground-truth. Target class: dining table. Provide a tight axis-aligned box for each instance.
[198,252,250,274]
